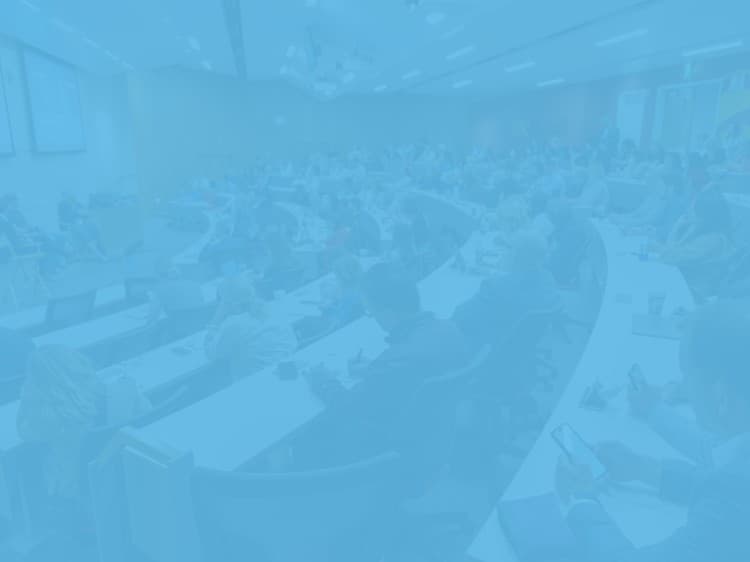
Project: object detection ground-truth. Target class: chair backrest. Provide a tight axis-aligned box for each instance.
[391,345,492,480]
[44,290,97,330]
[124,276,156,304]
[508,304,562,351]
[191,452,402,562]
[477,304,562,397]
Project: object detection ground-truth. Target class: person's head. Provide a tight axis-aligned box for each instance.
[218,274,265,317]
[18,346,102,442]
[496,196,529,234]
[361,263,420,332]
[154,257,180,280]
[691,189,732,236]
[680,303,750,437]
[509,229,549,272]
[332,254,363,288]
[545,197,574,228]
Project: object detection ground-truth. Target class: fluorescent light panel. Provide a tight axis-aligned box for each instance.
[446,45,475,61]
[51,17,75,33]
[537,78,564,87]
[682,40,743,57]
[426,12,446,25]
[441,25,464,40]
[21,0,40,13]
[505,61,536,73]
[596,28,648,47]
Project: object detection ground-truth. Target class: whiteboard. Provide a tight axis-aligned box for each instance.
[0,62,12,155]
[23,49,85,152]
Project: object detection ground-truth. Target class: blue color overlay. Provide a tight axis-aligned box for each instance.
[0,2,749,561]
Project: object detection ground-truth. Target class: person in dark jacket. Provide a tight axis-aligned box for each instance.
[557,303,750,562]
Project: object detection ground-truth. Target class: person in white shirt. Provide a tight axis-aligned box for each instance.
[204,274,298,380]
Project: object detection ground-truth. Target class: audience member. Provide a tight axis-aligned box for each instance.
[557,303,750,561]
[204,275,298,379]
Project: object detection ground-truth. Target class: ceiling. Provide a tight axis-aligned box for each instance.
[1,0,748,98]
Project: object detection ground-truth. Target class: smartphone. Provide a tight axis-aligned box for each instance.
[627,363,646,392]
[551,423,607,480]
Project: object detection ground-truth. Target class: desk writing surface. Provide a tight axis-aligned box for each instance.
[32,278,221,350]
[0,282,126,332]
[131,233,491,471]
[468,222,695,561]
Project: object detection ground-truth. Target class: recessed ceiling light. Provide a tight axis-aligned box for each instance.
[82,37,100,50]
[426,12,446,25]
[374,84,388,93]
[453,79,472,89]
[402,69,422,80]
[505,61,536,73]
[20,0,40,13]
[441,25,464,40]
[537,78,565,88]
[682,40,743,57]
[446,45,475,61]
[596,28,648,47]
[51,18,75,33]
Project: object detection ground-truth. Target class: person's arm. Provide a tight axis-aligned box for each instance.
[568,463,725,562]
[146,290,164,324]
[646,403,716,467]
[662,234,725,266]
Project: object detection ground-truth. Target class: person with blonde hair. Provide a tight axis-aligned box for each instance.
[17,346,149,498]
[204,274,298,379]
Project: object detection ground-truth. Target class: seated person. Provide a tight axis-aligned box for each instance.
[557,302,750,561]
[344,199,382,256]
[493,196,531,247]
[0,195,39,255]
[453,230,560,350]
[303,263,469,464]
[57,193,104,260]
[575,156,609,212]
[659,190,734,298]
[717,247,750,300]
[204,275,298,380]
[295,254,365,342]
[615,172,671,230]
[17,346,150,500]
[147,259,208,339]
[545,199,592,286]
[256,229,306,298]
